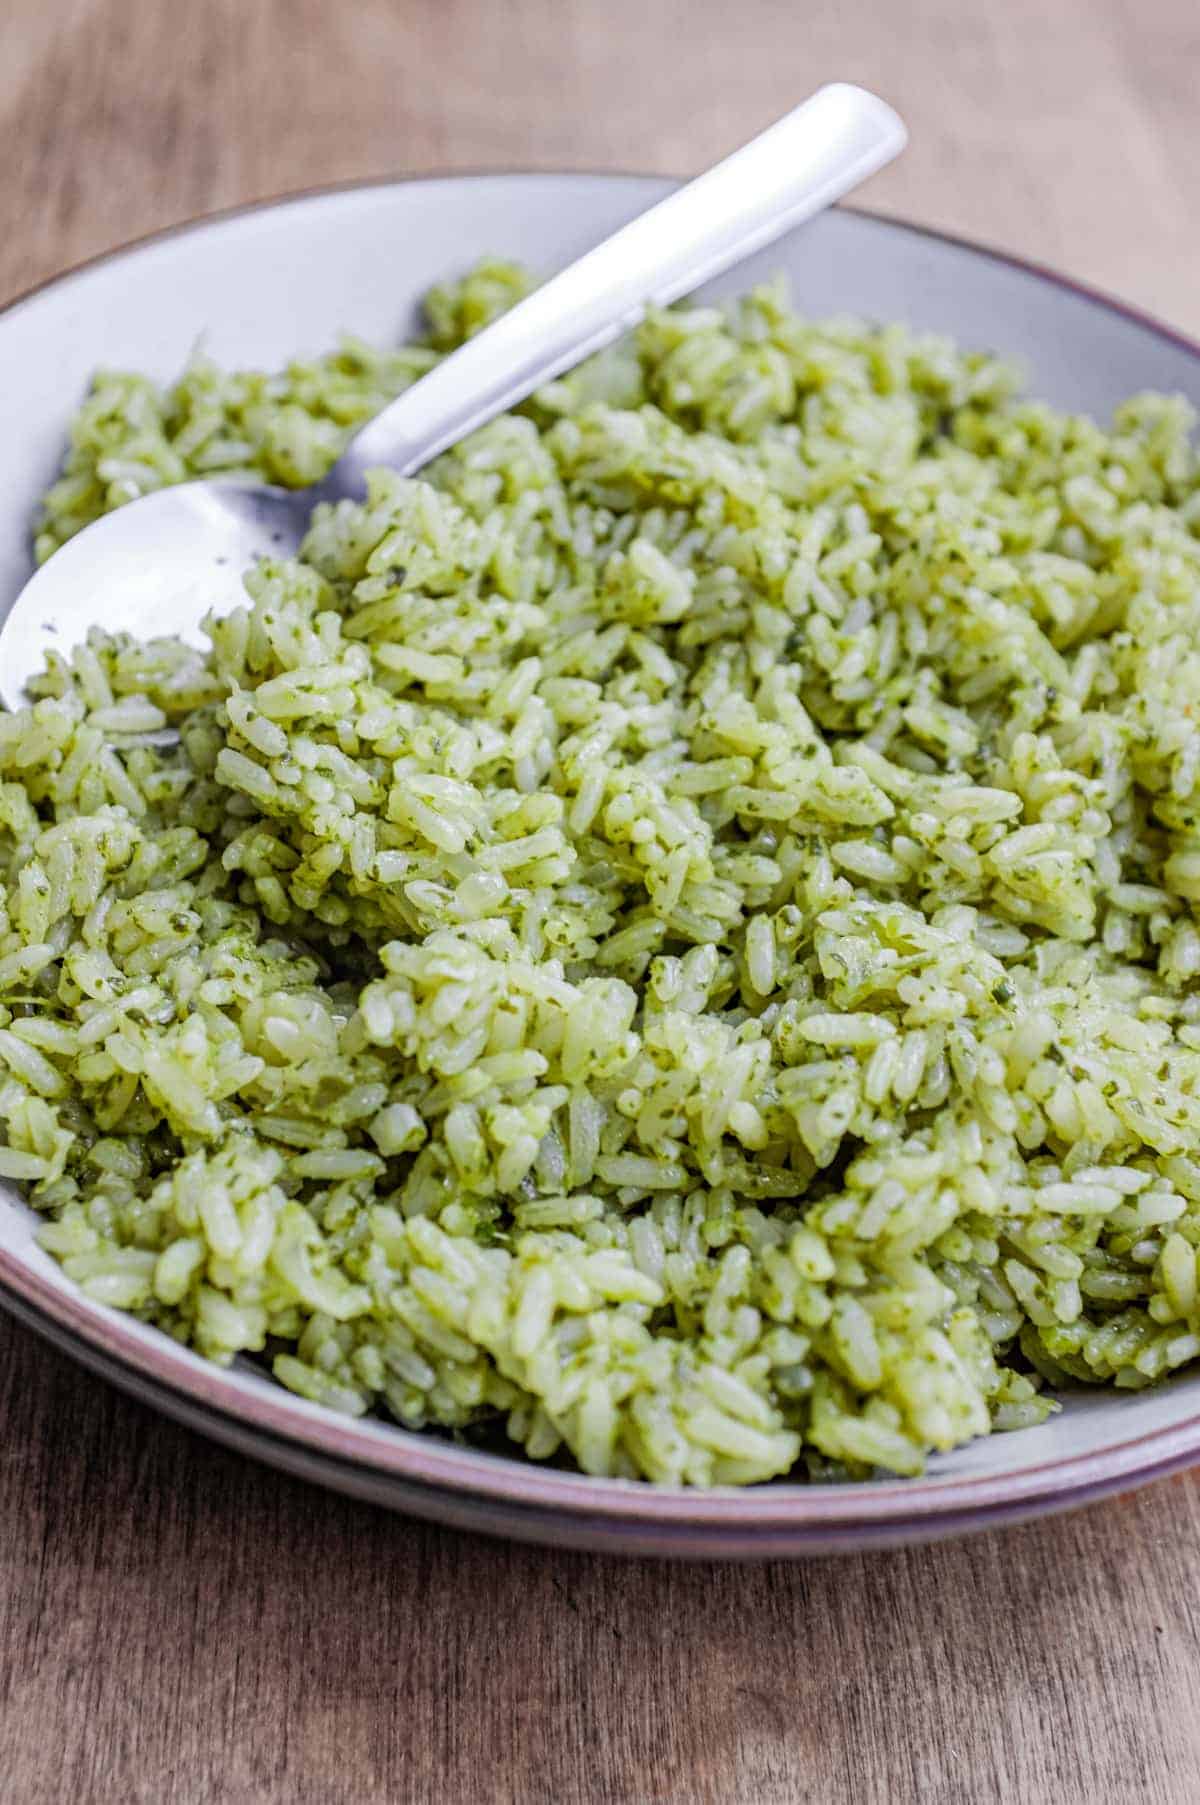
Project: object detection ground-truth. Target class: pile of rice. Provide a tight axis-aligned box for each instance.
[4,261,1200,1486]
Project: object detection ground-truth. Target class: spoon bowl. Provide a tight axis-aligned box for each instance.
[3,480,310,692]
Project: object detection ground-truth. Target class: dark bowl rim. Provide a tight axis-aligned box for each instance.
[3,169,1200,1533]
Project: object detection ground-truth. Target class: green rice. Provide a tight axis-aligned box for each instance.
[5,260,1200,1484]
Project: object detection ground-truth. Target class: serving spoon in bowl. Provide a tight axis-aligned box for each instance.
[0,83,905,710]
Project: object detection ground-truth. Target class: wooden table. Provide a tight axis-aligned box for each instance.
[2,3,1199,1799]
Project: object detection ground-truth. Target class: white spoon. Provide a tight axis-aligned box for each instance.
[0,84,905,710]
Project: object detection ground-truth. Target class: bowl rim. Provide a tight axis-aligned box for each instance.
[4,169,1200,1531]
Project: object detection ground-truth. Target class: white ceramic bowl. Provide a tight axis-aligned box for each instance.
[3,176,1199,1557]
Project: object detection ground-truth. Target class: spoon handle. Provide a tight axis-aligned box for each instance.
[323,82,905,498]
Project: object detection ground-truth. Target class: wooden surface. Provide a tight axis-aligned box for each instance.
[3,3,1200,1800]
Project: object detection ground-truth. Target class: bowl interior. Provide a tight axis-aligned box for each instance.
[2,175,1200,1529]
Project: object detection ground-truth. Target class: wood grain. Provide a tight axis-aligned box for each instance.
[2,2,1200,1800]
[3,0,1200,335]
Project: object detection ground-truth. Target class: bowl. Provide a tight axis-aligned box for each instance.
[3,174,1199,1557]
